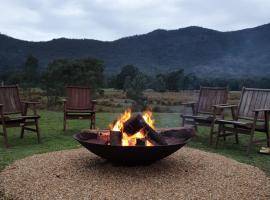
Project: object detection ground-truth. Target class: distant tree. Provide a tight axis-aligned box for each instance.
[42,57,104,105]
[125,72,148,111]
[21,55,39,88]
[165,69,185,91]
[116,65,139,89]
[183,73,200,90]
[123,76,132,91]
[153,74,167,92]
[152,69,185,91]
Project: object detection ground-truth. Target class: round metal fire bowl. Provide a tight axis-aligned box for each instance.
[74,128,194,165]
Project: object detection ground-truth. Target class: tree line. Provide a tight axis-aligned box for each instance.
[1,55,270,95]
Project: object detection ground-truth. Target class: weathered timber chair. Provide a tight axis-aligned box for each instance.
[215,87,270,155]
[0,85,41,148]
[63,86,96,131]
[181,87,228,144]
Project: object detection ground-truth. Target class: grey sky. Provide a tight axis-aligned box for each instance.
[0,0,270,41]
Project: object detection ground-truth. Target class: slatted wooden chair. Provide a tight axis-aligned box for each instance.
[0,85,41,148]
[63,86,96,131]
[181,87,228,144]
[215,87,270,155]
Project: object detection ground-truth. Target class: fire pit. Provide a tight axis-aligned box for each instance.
[74,110,195,165]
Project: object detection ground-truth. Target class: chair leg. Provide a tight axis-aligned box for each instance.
[90,118,93,129]
[35,119,41,144]
[246,130,255,155]
[20,125,25,139]
[235,133,239,144]
[90,114,96,129]
[182,117,185,127]
[194,122,198,131]
[231,124,239,144]
[266,130,270,147]
[2,125,9,148]
[63,113,67,131]
[215,124,222,148]
[209,123,215,145]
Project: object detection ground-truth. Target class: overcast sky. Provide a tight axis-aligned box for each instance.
[0,0,270,41]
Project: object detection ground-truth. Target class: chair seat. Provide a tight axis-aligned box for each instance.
[0,115,40,124]
[216,119,266,131]
[181,114,214,122]
[66,109,95,114]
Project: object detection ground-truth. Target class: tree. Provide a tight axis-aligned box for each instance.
[116,65,139,89]
[21,55,39,88]
[125,72,148,111]
[42,57,104,106]
[153,74,167,92]
[166,69,185,91]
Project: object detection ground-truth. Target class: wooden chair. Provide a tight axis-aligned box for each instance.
[63,86,96,131]
[181,87,228,144]
[0,85,41,148]
[215,87,270,155]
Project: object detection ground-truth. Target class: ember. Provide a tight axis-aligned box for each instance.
[109,110,167,146]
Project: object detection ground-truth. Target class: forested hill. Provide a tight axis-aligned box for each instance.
[1,23,270,78]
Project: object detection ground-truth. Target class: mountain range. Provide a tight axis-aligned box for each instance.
[1,23,270,78]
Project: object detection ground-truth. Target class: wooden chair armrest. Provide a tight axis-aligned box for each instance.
[181,102,197,106]
[21,101,40,104]
[181,102,197,115]
[213,104,238,120]
[213,104,238,109]
[253,108,270,112]
[21,101,39,116]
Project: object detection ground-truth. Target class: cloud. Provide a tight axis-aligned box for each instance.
[0,0,270,41]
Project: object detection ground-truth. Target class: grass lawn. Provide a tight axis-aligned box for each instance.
[0,110,270,174]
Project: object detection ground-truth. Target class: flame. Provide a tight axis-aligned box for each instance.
[142,110,155,129]
[110,109,155,146]
[110,109,131,131]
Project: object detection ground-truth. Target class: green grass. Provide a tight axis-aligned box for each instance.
[0,111,270,175]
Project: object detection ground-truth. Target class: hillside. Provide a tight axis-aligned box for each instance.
[1,23,270,77]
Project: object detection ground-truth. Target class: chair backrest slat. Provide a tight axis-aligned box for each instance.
[197,87,228,114]
[0,86,22,114]
[66,86,92,110]
[238,88,270,120]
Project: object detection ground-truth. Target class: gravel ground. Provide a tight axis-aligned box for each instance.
[0,147,269,200]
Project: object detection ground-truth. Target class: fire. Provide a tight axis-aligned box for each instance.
[110,109,131,132]
[110,109,155,146]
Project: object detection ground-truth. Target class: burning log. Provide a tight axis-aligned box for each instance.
[136,138,146,146]
[123,114,145,135]
[110,131,122,146]
[123,114,167,145]
[144,125,167,145]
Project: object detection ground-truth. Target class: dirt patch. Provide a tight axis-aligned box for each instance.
[0,148,269,200]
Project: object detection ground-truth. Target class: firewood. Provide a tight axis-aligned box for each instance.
[136,138,146,146]
[144,125,167,145]
[123,114,167,145]
[110,131,122,146]
[123,114,145,135]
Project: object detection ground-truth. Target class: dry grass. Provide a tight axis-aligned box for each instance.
[144,90,199,105]
[1,147,269,200]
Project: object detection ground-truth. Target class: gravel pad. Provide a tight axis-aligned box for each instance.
[0,148,269,200]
